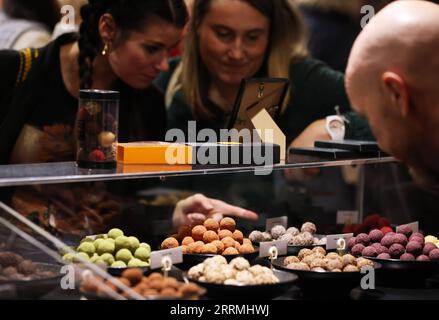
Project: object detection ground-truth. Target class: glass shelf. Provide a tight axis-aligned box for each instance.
[0,157,397,187]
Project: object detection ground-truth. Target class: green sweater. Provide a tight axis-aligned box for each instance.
[155,58,360,144]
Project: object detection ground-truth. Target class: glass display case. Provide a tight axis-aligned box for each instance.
[1,156,438,300]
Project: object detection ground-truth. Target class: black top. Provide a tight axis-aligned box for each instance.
[0,33,166,164]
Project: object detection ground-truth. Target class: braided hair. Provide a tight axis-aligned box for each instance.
[78,0,188,89]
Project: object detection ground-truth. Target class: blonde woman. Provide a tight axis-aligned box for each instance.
[156,0,352,144]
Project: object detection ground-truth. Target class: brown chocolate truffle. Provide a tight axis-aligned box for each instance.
[17,260,37,275]
[122,268,143,286]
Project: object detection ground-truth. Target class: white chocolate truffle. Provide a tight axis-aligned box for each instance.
[270,225,286,240]
[249,230,263,242]
[287,227,300,237]
[301,222,317,235]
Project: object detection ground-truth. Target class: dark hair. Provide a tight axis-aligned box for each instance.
[3,0,61,31]
[78,0,188,89]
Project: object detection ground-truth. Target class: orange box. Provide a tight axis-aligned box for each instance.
[116,163,192,173]
[117,142,193,164]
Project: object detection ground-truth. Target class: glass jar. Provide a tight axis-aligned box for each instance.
[76,90,119,169]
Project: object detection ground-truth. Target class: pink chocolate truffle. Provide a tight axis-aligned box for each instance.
[400,253,415,261]
[423,243,437,256]
[381,234,396,248]
[369,229,384,243]
[376,245,389,255]
[377,253,391,260]
[362,246,378,257]
[394,234,408,247]
[355,233,370,246]
[429,249,439,261]
[416,255,430,261]
[406,241,423,256]
[351,244,365,256]
[347,237,356,250]
[397,224,413,238]
[389,243,405,259]
[409,233,424,244]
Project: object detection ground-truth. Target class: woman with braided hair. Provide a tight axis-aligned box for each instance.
[0,0,188,164]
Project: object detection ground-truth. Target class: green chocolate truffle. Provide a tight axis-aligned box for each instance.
[134,247,151,262]
[77,242,96,256]
[115,249,133,263]
[96,240,115,255]
[108,228,124,239]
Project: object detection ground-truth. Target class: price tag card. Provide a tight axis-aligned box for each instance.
[336,210,359,225]
[396,221,419,233]
[326,233,354,250]
[266,216,288,231]
[150,247,183,270]
[259,240,287,258]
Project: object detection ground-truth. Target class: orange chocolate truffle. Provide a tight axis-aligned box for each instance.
[232,230,244,244]
[203,218,219,232]
[221,236,236,249]
[177,225,192,240]
[182,236,195,246]
[191,225,207,241]
[161,237,179,249]
[203,230,220,243]
[239,244,255,254]
[201,243,218,254]
[220,217,236,232]
[223,247,239,255]
[211,240,225,254]
[218,229,233,240]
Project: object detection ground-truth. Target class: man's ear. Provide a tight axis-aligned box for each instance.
[382,72,410,117]
[98,13,117,44]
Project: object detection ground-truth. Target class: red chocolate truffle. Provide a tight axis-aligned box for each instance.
[400,253,415,261]
[380,226,393,235]
[378,217,391,228]
[389,243,405,259]
[362,246,378,257]
[369,229,384,243]
[429,249,439,261]
[351,244,365,256]
[423,242,437,256]
[355,233,370,246]
[406,241,422,256]
[397,224,413,238]
[416,255,430,261]
[377,253,391,260]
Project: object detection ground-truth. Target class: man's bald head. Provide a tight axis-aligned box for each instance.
[346,0,439,188]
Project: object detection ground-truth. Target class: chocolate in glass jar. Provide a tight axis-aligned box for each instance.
[76,90,119,169]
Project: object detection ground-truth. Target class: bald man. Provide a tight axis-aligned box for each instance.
[293,0,439,191]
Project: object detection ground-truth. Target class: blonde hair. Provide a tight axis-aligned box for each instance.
[178,0,308,120]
